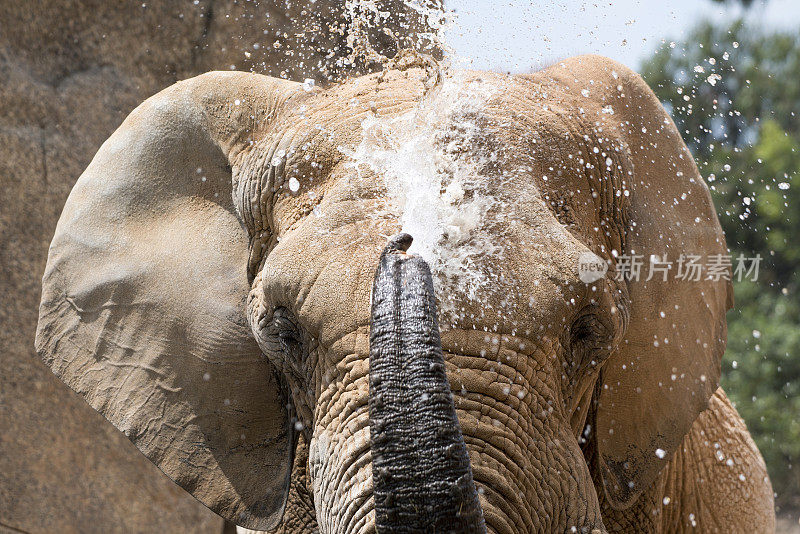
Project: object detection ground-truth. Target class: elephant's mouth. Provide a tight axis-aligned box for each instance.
[368,233,486,533]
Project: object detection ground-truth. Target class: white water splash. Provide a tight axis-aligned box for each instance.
[344,72,501,308]
[343,0,453,69]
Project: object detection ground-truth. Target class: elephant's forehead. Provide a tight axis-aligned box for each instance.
[263,69,618,328]
[272,66,616,197]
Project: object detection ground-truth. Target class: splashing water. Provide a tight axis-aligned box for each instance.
[337,1,507,313]
[344,71,501,309]
[343,0,454,70]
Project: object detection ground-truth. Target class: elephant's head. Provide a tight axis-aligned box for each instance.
[37,54,732,533]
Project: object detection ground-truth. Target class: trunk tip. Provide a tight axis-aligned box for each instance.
[386,232,413,253]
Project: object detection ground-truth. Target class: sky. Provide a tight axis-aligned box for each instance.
[443,0,800,72]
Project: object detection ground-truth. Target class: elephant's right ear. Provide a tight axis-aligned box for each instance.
[551,56,734,511]
[36,72,301,530]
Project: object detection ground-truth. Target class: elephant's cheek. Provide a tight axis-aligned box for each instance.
[457,403,605,534]
[446,347,605,533]
[308,378,375,534]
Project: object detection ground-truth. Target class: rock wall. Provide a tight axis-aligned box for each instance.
[0,1,437,532]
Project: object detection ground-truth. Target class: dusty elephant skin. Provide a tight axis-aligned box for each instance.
[36,54,775,533]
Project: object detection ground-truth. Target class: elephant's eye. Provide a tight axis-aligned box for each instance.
[273,308,303,350]
[262,307,308,382]
[568,310,613,371]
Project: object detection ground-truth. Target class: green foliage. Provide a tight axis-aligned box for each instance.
[723,281,800,507]
[641,21,800,509]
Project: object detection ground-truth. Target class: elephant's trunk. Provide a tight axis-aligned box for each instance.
[369,233,486,533]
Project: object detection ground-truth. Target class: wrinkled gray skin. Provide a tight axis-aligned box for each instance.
[37,55,775,534]
[370,233,485,533]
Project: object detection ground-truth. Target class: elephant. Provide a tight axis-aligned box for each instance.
[1,1,441,530]
[36,52,775,533]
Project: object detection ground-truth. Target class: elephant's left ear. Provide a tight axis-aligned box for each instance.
[558,56,734,509]
[36,72,301,530]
